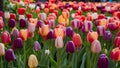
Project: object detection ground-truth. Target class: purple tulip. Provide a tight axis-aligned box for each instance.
[13,38,23,49]
[97,26,105,36]
[71,19,81,29]
[48,19,55,28]
[97,54,108,68]
[81,21,93,33]
[8,19,16,28]
[104,31,112,40]
[5,49,16,62]
[19,19,27,28]
[66,41,76,53]
[47,29,53,39]
[108,23,118,31]
[66,27,74,37]
[33,41,41,51]
[12,28,19,38]
[37,20,44,28]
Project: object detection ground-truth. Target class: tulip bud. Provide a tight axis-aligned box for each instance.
[33,41,41,51]
[45,49,50,55]
[97,54,108,68]
[37,20,44,28]
[110,47,120,61]
[47,29,53,39]
[18,8,26,15]
[29,18,38,26]
[19,19,27,28]
[108,23,119,31]
[39,24,49,37]
[81,21,93,33]
[0,43,5,56]
[71,19,82,29]
[28,23,35,33]
[1,31,11,44]
[39,13,46,21]
[55,36,64,48]
[5,49,16,62]
[28,54,38,68]
[12,28,19,38]
[66,27,74,37]
[66,41,76,53]
[19,29,28,41]
[26,14,32,20]
[104,31,112,40]
[87,32,98,43]
[4,12,10,19]
[91,40,101,53]
[48,19,55,28]
[10,13,16,20]
[8,19,16,28]
[72,33,82,48]
[13,38,23,49]
[97,26,105,36]
[19,15,25,20]
[0,20,4,29]
[114,37,120,47]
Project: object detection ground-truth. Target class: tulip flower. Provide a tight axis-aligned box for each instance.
[114,37,120,47]
[53,27,65,39]
[26,14,32,20]
[45,49,50,55]
[39,13,47,21]
[0,43,5,56]
[8,19,16,28]
[66,41,76,53]
[72,33,82,49]
[103,31,112,40]
[58,15,69,26]
[28,54,38,68]
[39,24,49,37]
[33,41,41,51]
[29,18,38,26]
[48,19,55,28]
[55,36,64,48]
[0,11,3,17]
[10,13,16,20]
[4,12,10,19]
[12,27,19,38]
[97,14,106,19]
[5,49,16,62]
[81,21,93,33]
[97,26,105,36]
[18,8,26,15]
[13,38,23,49]
[91,40,101,53]
[28,23,35,33]
[97,54,108,68]
[19,19,27,28]
[108,23,119,31]
[37,20,44,28]
[110,47,120,61]
[66,27,74,37]
[19,29,28,41]
[0,20,4,29]
[47,29,54,39]
[1,31,11,44]
[87,31,98,43]
[19,15,25,20]
[71,19,82,29]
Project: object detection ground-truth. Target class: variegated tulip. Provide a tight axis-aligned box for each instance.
[19,29,28,41]
[97,26,105,36]
[0,43,5,56]
[39,13,47,21]
[55,36,64,48]
[91,40,101,53]
[87,31,98,43]
[39,24,49,37]
[28,23,35,33]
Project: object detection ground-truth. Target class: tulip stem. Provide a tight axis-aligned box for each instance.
[24,41,26,68]
[57,49,61,68]
[17,51,20,68]
[114,62,118,68]
[75,50,78,68]
[1,56,3,68]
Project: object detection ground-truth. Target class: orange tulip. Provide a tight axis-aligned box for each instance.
[58,15,69,26]
[72,33,82,48]
[87,31,98,43]
[29,18,38,26]
[19,29,28,41]
[39,25,49,37]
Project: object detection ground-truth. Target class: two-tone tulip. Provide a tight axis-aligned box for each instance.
[1,31,11,44]
[55,36,64,48]
[87,31,98,43]
[66,41,76,53]
[39,24,49,37]
[28,23,35,33]
[39,13,47,21]
[71,19,82,29]
[47,29,54,39]
[91,40,101,53]
[19,29,28,41]
[0,43,5,56]
[97,26,105,36]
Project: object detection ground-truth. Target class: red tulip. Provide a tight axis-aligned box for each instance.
[10,13,16,20]
[72,33,82,48]
[1,31,11,44]
[114,37,120,47]
[18,8,26,15]
[0,20,4,29]
[87,31,98,43]
[26,14,32,20]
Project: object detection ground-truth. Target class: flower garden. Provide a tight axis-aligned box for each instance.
[0,0,120,68]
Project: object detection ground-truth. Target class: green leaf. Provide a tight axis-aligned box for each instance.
[49,56,58,68]
[80,53,86,68]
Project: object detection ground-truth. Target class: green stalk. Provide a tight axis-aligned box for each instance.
[23,41,26,68]
[1,56,3,68]
[57,49,61,68]
[75,50,78,68]
[114,62,118,68]
[17,51,20,68]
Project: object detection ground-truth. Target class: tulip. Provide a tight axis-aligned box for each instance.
[97,14,106,19]
[66,41,76,53]
[87,31,98,43]
[4,12,10,19]
[110,47,120,61]
[97,26,105,36]
[55,36,64,49]
[103,31,112,40]
[58,15,69,26]
[97,54,108,68]
[72,33,82,49]
[81,21,93,33]
[1,31,11,44]
[19,29,28,41]
[71,19,82,29]
[0,43,5,56]
[28,54,38,68]
[0,11,3,17]
[29,18,38,26]
[8,19,16,28]
[10,13,16,20]
[19,15,25,20]
[47,29,53,39]
[39,13,47,21]
[108,23,119,31]
[26,14,32,20]
[39,24,49,37]
[48,19,55,28]
[5,49,16,62]
[37,20,44,28]
[33,41,41,51]
[0,20,4,29]
[28,4,36,9]
[66,27,74,37]
[13,38,23,49]
[91,40,101,53]
[28,23,35,33]
[114,37,120,47]
[53,27,65,39]
[18,8,26,15]
[19,19,27,28]
[12,27,19,38]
